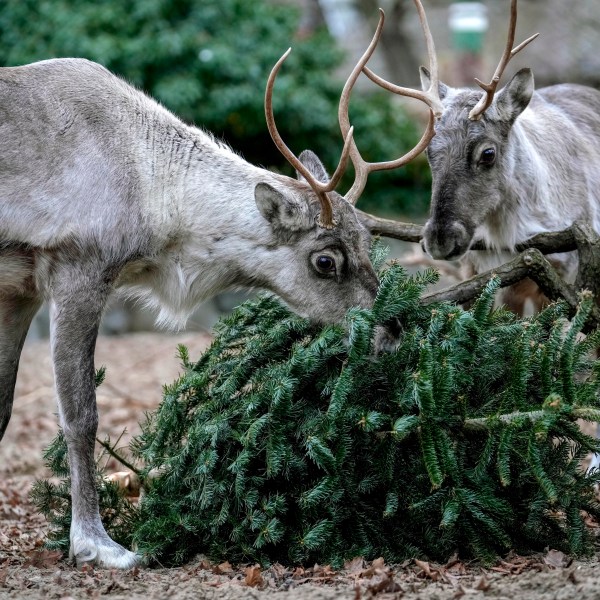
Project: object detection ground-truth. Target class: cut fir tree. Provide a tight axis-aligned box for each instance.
[32,244,600,567]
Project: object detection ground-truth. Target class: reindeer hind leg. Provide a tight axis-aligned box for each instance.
[0,250,42,440]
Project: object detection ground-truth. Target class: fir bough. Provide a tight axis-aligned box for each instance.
[33,252,600,567]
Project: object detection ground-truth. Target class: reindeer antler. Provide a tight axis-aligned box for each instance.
[265,2,440,219]
[265,50,355,229]
[341,2,441,205]
[362,1,444,119]
[468,0,539,121]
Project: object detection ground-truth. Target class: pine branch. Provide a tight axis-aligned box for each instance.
[420,249,600,333]
[34,247,600,568]
[464,407,600,431]
[96,437,142,479]
[378,407,600,436]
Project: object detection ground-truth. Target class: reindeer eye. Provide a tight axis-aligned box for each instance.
[479,148,496,166]
[315,255,336,274]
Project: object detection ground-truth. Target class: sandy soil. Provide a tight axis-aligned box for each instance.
[2,332,600,600]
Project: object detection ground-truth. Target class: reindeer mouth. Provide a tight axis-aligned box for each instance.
[444,243,469,260]
[423,219,473,261]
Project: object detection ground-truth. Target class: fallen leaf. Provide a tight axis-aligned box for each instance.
[565,567,581,585]
[447,561,467,576]
[312,564,335,578]
[543,549,571,569]
[445,552,460,568]
[583,513,599,528]
[493,553,540,576]
[22,549,63,569]
[104,471,141,497]
[414,559,439,581]
[474,574,491,591]
[213,561,233,575]
[365,571,402,595]
[345,556,365,574]
[268,563,289,579]
[244,564,263,588]
[292,566,306,579]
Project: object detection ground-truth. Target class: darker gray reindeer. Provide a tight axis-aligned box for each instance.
[0,3,441,569]
[416,0,600,293]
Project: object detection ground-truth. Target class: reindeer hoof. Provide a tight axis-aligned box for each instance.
[70,534,141,569]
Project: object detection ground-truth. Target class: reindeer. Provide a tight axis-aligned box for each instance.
[0,4,441,569]
[410,0,600,304]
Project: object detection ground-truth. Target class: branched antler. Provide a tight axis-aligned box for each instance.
[265,49,355,229]
[341,2,442,205]
[362,0,444,119]
[468,0,539,121]
[265,2,442,221]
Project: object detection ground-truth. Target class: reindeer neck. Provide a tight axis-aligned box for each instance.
[137,115,279,244]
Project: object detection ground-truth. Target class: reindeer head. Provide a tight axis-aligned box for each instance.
[420,0,538,260]
[253,151,379,324]
[257,3,441,324]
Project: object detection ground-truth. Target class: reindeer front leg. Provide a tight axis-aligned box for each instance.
[49,264,138,569]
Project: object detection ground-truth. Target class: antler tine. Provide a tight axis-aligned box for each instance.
[362,0,444,118]
[337,8,385,204]
[265,48,356,228]
[345,110,435,206]
[340,7,437,206]
[468,0,539,121]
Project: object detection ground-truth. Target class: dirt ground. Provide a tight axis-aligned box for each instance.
[2,332,600,600]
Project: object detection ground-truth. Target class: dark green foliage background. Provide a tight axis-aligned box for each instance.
[33,246,600,567]
[0,0,431,216]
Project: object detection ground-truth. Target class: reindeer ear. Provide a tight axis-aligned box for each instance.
[254,183,312,232]
[296,150,330,184]
[495,68,534,124]
[419,66,448,100]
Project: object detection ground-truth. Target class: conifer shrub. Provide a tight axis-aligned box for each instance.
[32,244,600,567]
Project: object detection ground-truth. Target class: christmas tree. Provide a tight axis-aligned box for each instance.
[32,243,600,567]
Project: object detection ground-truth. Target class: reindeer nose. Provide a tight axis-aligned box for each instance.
[423,219,472,260]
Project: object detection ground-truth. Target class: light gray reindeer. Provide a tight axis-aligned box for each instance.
[0,4,441,569]
[413,0,600,285]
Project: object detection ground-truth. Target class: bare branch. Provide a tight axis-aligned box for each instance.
[420,248,600,333]
[357,209,423,243]
[96,437,142,479]
[420,249,574,306]
[464,407,600,432]
[359,210,577,255]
